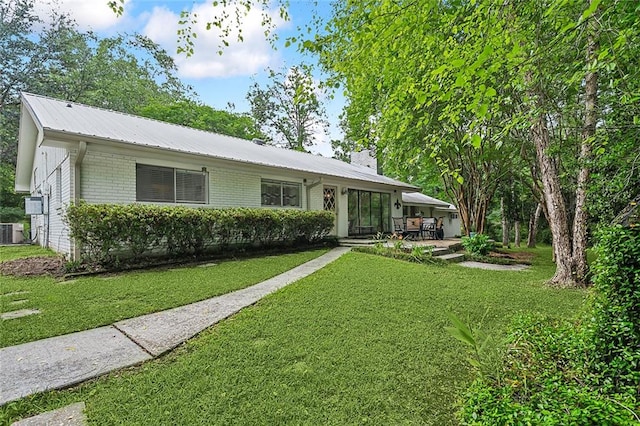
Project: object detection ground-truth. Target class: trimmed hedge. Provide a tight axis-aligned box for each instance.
[64,203,334,266]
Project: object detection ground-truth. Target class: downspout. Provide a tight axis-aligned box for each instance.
[74,141,87,203]
[304,178,322,211]
[73,141,87,260]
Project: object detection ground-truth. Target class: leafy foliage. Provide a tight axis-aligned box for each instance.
[461,234,493,256]
[587,225,640,393]
[137,100,265,140]
[64,203,334,268]
[1,0,193,216]
[0,164,24,222]
[247,65,328,151]
[458,226,640,424]
[353,243,444,266]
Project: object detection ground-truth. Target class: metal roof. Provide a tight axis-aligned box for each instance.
[402,192,453,208]
[21,93,418,190]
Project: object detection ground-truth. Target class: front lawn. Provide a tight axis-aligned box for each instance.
[0,249,329,347]
[2,247,587,424]
[0,245,57,262]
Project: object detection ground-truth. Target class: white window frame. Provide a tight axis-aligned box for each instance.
[136,163,208,204]
[261,179,301,208]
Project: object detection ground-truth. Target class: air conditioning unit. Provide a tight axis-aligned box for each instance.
[0,223,25,244]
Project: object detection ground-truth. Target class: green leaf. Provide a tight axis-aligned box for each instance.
[446,313,476,347]
[471,134,482,148]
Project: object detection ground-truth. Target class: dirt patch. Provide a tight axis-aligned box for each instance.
[489,250,535,263]
[0,256,65,277]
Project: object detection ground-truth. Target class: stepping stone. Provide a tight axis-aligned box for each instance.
[11,402,87,425]
[9,299,28,306]
[458,261,530,271]
[2,309,40,320]
[436,253,466,263]
[1,291,29,298]
[198,263,217,268]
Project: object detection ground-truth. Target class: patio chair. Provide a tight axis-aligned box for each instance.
[392,217,405,236]
[405,217,422,240]
[421,217,437,239]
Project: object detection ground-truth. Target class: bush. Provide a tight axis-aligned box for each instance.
[461,233,493,256]
[458,225,640,424]
[0,206,26,223]
[64,203,334,267]
[587,225,640,394]
[459,315,638,425]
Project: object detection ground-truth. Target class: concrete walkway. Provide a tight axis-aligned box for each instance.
[0,247,351,406]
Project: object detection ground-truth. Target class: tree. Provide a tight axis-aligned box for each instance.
[247,65,328,151]
[312,1,519,235]
[0,0,193,217]
[138,100,265,140]
[108,0,288,57]
[313,0,639,287]
[1,0,192,167]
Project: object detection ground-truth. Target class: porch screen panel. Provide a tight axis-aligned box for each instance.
[359,191,371,226]
[176,170,207,204]
[371,192,381,232]
[348,189,358,234]
[347,189,392,235]
[381,193,391,232]
[136,164,174,202]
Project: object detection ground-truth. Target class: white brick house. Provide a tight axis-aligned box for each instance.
[15,93,423,258]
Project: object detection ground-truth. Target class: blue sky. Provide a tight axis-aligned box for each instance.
[33,0,342,156]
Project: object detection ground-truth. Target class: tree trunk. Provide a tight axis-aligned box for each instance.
[572,1,599,286]
[527,202,542,248]
[531,108,575,286]
[514,220,521,247]
[501,197,509,247]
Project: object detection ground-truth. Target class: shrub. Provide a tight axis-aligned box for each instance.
[352,245,445,266]
[586,225,640,394]
[64,203,334,267]
[461,233,493,256]
[457,225,640,424]
[459,315,639,425]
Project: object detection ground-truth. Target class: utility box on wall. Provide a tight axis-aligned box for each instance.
[25,197,43,215]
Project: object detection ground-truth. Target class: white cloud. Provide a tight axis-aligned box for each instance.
[33,0,132,31]
[143,2,286,78]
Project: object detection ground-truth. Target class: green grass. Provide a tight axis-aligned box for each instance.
[0,245,57,262]
[1,246,587,425]
[0,249,328,347]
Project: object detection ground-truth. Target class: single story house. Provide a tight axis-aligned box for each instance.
[402,192,461,238]
[16,93,431,258]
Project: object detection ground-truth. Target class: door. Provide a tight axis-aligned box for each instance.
[323,186,337,234]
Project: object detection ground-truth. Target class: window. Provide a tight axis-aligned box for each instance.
[261,179,301,207]
[136,164,207,204]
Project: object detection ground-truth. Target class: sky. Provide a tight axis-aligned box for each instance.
[33,0,342,157]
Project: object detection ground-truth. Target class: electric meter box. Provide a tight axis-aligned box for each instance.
[25,197,43,215]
